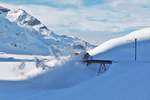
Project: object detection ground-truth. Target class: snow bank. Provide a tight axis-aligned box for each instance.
[25,56,96,89]
[42,61,150,100]
[0,58,149,100]
[88,28,150,61]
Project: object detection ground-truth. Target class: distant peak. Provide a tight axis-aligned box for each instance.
[7,8,28,22]
[14,8,28,15]
[7,8,43,27]
[7,8,54,36]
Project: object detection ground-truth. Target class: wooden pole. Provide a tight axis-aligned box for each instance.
[135,38,137,61]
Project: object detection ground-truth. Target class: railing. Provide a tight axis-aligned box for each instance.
[83,60,112,74]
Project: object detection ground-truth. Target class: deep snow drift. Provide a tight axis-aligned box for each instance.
[88,28,150,61]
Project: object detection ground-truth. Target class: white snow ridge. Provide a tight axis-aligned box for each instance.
[0,6,150,100]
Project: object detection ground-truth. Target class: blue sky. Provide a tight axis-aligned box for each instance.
[1,0,150,44]
[0,0,104,7]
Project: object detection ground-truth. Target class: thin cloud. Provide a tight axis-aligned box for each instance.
[51,0,83,7]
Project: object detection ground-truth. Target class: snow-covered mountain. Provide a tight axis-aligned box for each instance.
[0,6,94,56]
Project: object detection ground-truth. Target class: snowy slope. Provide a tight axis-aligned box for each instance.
[0,14,49,55]
[0,54,67,81]
[0,56,97,100]
[0,61,149,100]
[11,61,148,100]
[0,6,94,56]
[88,28,150,61]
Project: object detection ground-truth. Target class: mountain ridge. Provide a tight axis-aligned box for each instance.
[0,6,95,56]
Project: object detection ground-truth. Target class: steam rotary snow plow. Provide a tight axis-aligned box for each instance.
[82,52,112,74]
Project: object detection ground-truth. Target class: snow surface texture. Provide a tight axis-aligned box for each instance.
[0,55,98,100]
[0,6,94,56]
[19,62,149,100]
